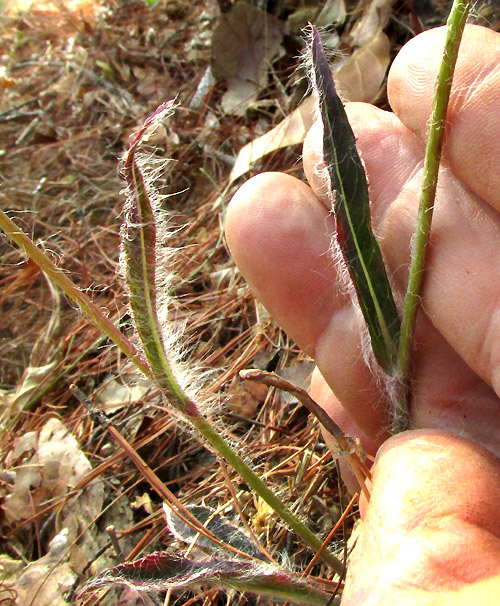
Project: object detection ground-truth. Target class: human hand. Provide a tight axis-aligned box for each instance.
[225,24,500,604]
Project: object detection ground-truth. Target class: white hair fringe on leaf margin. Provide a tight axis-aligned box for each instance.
[118,100,216,417]
[304,25,404,423]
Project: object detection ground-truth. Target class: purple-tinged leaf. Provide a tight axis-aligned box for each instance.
[121,101,199,415]
[164,503,264,560]
[79,553,334,606]
[310,27,400,374]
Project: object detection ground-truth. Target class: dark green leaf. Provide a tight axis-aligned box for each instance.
[164,503,265,560]
[310,26,400,373]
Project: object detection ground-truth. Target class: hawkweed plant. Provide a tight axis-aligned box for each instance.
[0,0,471,602]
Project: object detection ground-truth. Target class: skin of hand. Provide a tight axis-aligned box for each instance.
[225,24,500,605]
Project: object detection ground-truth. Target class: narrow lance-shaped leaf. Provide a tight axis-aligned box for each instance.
[163,503,265,560]
[78,552,335,606]
[310,27,400,373]
[121,100,197,414]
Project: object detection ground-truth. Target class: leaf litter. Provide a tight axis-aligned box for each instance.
[0,0,470,604]
[230,30,391,182]
[211,0,286,116]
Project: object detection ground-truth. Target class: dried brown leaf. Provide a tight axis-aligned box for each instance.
[3,528,76,606]
[229,32,390,182]
[0,362,58,414]
[335,31,390,101]
[211,0,285,116]
[2,418,101,522]
[94,372,152,414]
[226,374,268,418]
[317,0,347,26]
[348,0,394,46]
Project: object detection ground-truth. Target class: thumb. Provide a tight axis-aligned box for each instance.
[342,429,500,605]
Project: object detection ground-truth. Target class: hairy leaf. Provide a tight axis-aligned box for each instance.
[79,552,334,606]
[310,26,400,373]
[121,100,197,414]
[164,503,264,560]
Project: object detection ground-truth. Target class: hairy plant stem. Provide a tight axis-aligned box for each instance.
[119,102,344,573]
[190,413,345,575]
[0,208,344,575]
[393,0,471,433]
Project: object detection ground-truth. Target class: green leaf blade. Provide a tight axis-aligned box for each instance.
[121,101,196,414]
[163,503,265,560]
[310,27,400,373]
[78,552,334,606]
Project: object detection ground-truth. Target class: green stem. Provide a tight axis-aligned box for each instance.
[394,0,471,433]
[218,578,335,606]
[0,208,344,575]
[190,414,345,575]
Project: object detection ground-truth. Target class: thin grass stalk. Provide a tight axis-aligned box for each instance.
[0,209,150,377]
[393,0,471,433]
